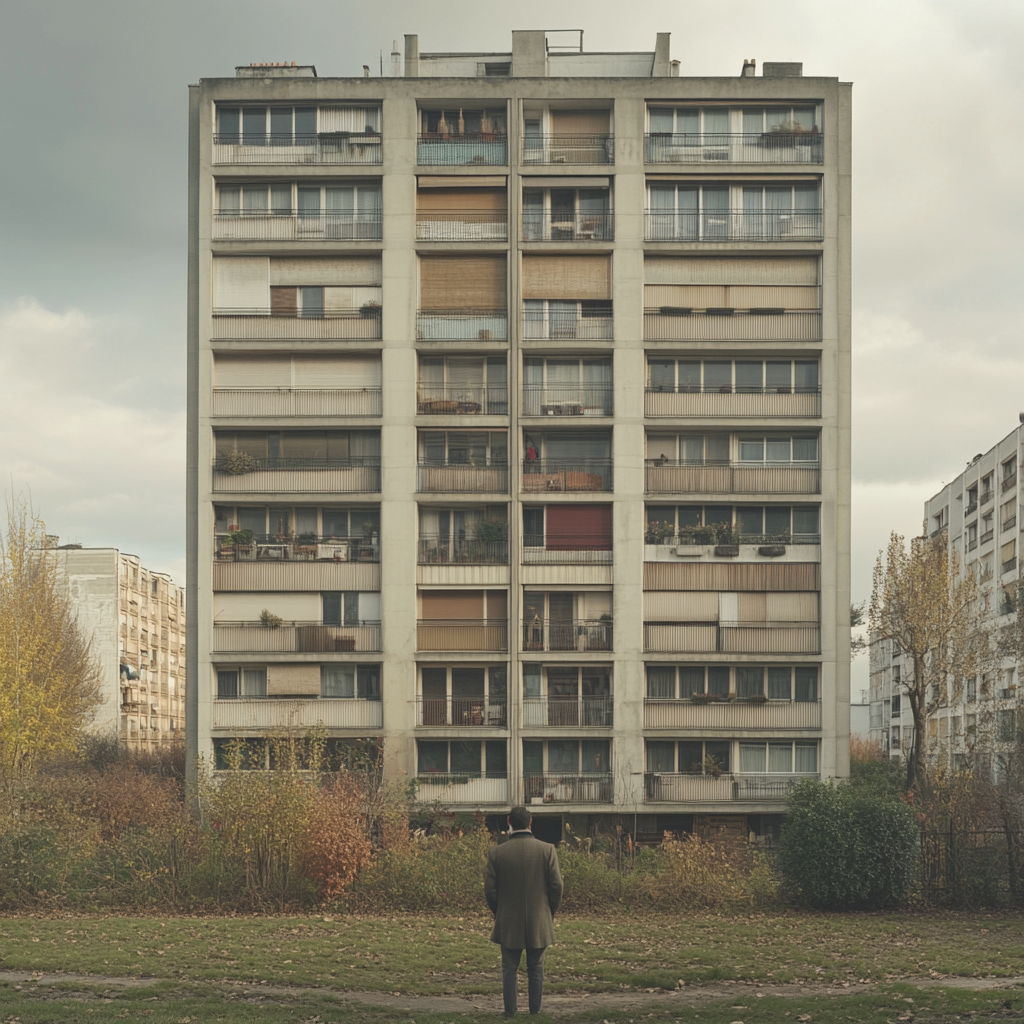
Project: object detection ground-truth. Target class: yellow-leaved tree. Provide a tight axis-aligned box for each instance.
[869,529,992,791]
[0,497,101,785]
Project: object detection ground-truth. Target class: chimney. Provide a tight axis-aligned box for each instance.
[404,34,419,77]
[670,59,680,77]
[741,58,756,77]
[391,40,401,77]
[362,64,370,78]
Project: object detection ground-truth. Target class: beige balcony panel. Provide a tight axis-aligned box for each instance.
[643,700,822,730]
[645,774,736,802]
[417,564,511,586]
[643,624,718,653]
[719,625,820,654]
[645,464,820,495]
[212,623,381,653]
[415,777,509,805]
[213,560,380,592]
[212,698,383,730]
[642,311,821,342]
[417,466,508,493]
[211,389,382,417]
[212,465,380,494]
[644,390,821,419]
[416,620,509,652]
[211,315,381,341]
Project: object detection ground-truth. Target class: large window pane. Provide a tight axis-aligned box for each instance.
[795,742,818,772]
[646,665,675,699]
[680,666,705,697]
[795,667,818,702]
[418,741,449,774]
[736,667,764,698]
[739,743,766,773]
[581,740,609,773]
[768,667,792,700]
[705,740,730,773]
[217,670,239,698]
[647,741,675,773]
[322,664,355,698]
[451,741,482,776]
[678,741,703,774]
[548,740,578,773]
[768,743,792,773]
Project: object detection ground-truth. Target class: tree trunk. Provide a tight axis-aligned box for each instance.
[906,697,926,791]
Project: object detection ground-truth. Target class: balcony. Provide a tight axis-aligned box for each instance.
[981,490,994,505]
[644,386,821,419]
[212,212,382,241]
[417,385,509,416]
[417,462,509,494]
[966,502,978,516]
[523,211,614,242]
[523,308,613,341]
[522,460,613,493]
[524,773,613,804]
[418,536,508,565]
[523,619,612,653]
[212,310,382,342]
[416,619,508,652]
[1002,557,1018,575]
[416,211,508,241]
[213,133,382,166]
[644,773,818,802]
[212,458,381,494]
[644,132,823,165]
[981,529,994,544]
[522,697,613,728]
[417,134,508,166]
[644,309,821,342]
[212,621,382,653]
[522,135,614,165]
[212,388,382,417]
[522,543,612,566]
[212,697,382,730]
[415,774,509,805]
[643,622,820,654]
[1003,473,1018,493]
[415,697,508,728]
[645,461,820,495]
[523,385,613,418]
[416,310,508,342]
[643,698,821,730]
[644,209,822,243]
[215,533,379,563]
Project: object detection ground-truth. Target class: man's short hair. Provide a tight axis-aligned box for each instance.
[508,806,531,831]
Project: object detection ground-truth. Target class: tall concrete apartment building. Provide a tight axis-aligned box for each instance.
[59,547,186,751]
[870,423,1021,768]
[187,31,851,841]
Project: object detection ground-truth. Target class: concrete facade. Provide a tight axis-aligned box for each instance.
[187,31,851,837]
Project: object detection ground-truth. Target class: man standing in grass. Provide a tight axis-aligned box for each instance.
[484,806,564,1017]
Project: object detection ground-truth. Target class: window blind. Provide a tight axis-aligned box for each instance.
[547,504,612,550]
[766,592,819,621]
[323,286,382,310]
[420,589,485,618]
[416,188,506,212]
[643,591,718,621]
[522,255,611,300]
[266,664,320,696]
[550,109,610,134]
[214,257,270,311]
[644,255,819,286]
[270,257,382,287]
[419,255,507,310]
[214,356,291,387]
[293,356,380,388]
[318,107,381,133]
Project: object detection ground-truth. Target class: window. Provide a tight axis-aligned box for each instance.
[416,740,507,778]
[213,738,268,770]
[644,664,818,701]
[320,664,380,699]
[215,430,381,465]
[420,108,506,135]
[1002,456,1017,488]
[523,357,613,414]
[419,431,508,466]
[217,667,267,698]
[739,741,818,774]
[522,664,612,726]
[522,739,610,774]
[522,504,612,552]
[997,710,1016,743]
[645,503,820,543]
[645,739,730,774]
[420,666,507,726]
[523,186,612,241]
[1001,499,1016,531]
[418,356,507,414]
[418,505,508,562]
[214,505,379,541]
[738,435,819,464]
[322,591,381,626]
[891,694,901,717]
[647,358,818,393]
[217,105,380,144]
[967,676,977,701]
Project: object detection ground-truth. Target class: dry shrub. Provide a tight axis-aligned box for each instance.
[298,773,371,900]
[90,764,185,839]
[659,833,749,908]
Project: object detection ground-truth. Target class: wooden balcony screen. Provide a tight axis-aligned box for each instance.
[549,110,610,134]
[522,255,611,301]
[266,664,320,696]
[420,255,507,310]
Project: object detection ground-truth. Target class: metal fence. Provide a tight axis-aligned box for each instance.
[213,133,383,165]
[522,619,613,653]
[416,619,509,652]
[211,388,382,417]
[522,211,614,241]
[644,132,824,165]
[417,385,509,415]
[416,211,508,241]
[211,311,382,341]
[212,697,383,730]
[643,698,821,729]
[416,462,509,494]
[521,543,613,565]
[212,212,382,240]
[212,621,382,653]
[644,210,822,242]
[524,773,614,803]
[522,697,614,727]
[415,698,508,728]
[212,459,381,494]
[215,535,380,562]
[522,135,614,165]
[643,622,820,654]
[417,135,508,166]
[522,459,613,493]
[522,309,613,341]
[416,311,508,341]
[417,536,509,565]
[523,385,613,417]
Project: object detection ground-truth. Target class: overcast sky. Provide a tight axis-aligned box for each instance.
[2,0,1023,688]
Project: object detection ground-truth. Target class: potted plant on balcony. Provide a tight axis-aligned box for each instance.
[645,520,677,545]
[358,521,379,560]
[229,528,255,560]
[762,119,819,148]
[295,532,318,559]
[216,451,259,475]
[689,691,713,704]
[360,300,381,319]
[259,609,283,628]
[476,517,507,560]
[740,693,769,704]
[701,754,725,779]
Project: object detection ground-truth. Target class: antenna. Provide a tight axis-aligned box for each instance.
[380,50,383,77]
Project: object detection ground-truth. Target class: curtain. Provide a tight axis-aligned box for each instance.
[794,742,818,772]
[739,743,766,773]
[768,667,792,699]
[768,743,793,773]
[646,666,675,698]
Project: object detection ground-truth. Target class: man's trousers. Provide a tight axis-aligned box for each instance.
[500,945,546,1015]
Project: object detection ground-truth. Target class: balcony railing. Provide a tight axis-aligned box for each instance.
[522,308,613,341]
[417,462,509,494]
[212,621,382,653]
[981,490,994,505]
[644,772,818,802]
[212,697,383,730]
[523,619,613,653]
[215,534,379,563]
[966,501,978,516]
[522,697,613,727]
[643,698,821,730]
[212,458,381,494]
[417,134,508,166]
[1004,516,1017,532]
[644,209,822,242]
[212,212,382,241]
[1003,473,1018,493]
[981,529,994,544]
[522,135,614,165]
[523,211,614,241]
[415,697,508,727]
[212,310,382,341]
[415,774,509,805]
[416,619,509,652]
[523,385,613,417]
[524,773,613,803]
[522,542,612,565]
[645,461,820,495]
[416,211,508,241]
[211,388,382,417]
[643,622,820,654]
[644,309,821,342]
[522,459,613,493]
[644,386,821,419]
[644,531,819,547]
[416,310,508,342]
[417,536,509,565]
[417,385,509,416]
[213,133,382,165]
[644,132,823,165]
[1002,557,1018,575]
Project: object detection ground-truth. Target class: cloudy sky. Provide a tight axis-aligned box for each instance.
[2,0,1023,687]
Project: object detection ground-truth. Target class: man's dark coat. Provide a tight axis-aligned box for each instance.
[484,831,563,949]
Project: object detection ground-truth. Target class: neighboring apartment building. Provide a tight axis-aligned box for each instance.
[870,423,1022,770]
[187,31,852,842]
[59,546,186,750]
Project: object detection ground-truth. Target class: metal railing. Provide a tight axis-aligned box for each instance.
[415,697,508,728]
[522,308,613,341]
[416,462,510,494]
[644,772,818,802]
[522,459,613,493]
[211,310,382,341]
[643,309,821,342]
[644,132,823,164]
[416,211,508,241]
[524,773,613,803]
[1004,516,1017,532]
[522,211,614,241]
[643,622,820,654]
[522,697,613,727]
[416,310,508,341]
[1003,557,1018,575]
[416,619,508,652]
[521,135,614,165]
[212,621,382,653]
[417,536,509,565]
[215,534,380,563]
[522,540,612,565]
[212,697,383,730]
[644,209,822,242]
[522,619,613,653]
[414,774,509,805]
[643,699,821,730]
[416,385,509,415]
[644,461,820,495]
[212,458,381,494]
[417,134,508,166]
[1003,473,1018,492]
[644,531,819,546]
[523,385,613,417]
[966,501,978,516]
[644,386,821,419]
[212,211,382,241]
[211,388,382,417]
[981,529,994,544]
[213,132,383,165]
[981,490,994,505]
